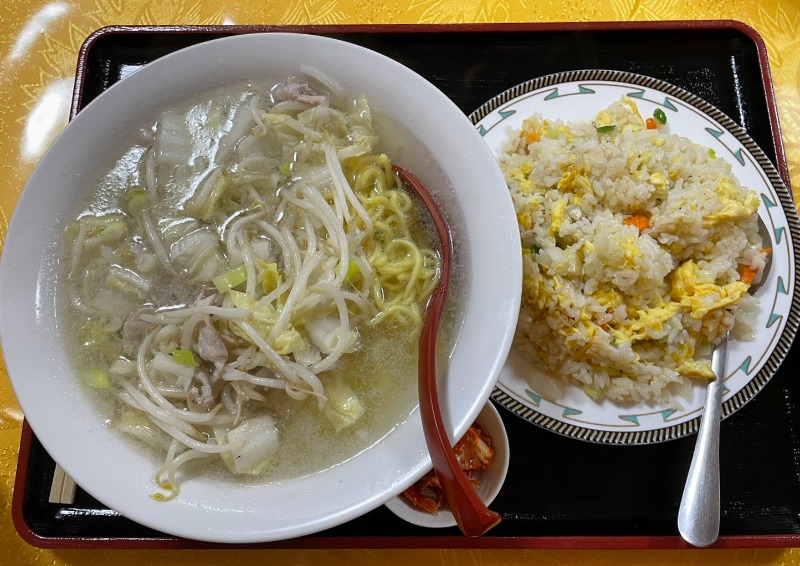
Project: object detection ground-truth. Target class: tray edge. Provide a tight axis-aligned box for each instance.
[17,19,798,551]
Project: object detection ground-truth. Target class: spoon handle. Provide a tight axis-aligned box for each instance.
[419,312,503,536]
[395,165,501,537]
[677,332,728,547]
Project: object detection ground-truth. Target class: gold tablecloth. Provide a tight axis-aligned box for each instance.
[2,1,800,564]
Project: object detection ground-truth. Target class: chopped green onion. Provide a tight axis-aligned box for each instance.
[596,125,616,134]
[279,162,292,177]
[213,265,248,293]
[653,108,667,125]
[708,148,717,159]
[529,243,541,254]
[171,349,198,367]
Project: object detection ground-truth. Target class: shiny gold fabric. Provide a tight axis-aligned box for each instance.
[1,1,800,564]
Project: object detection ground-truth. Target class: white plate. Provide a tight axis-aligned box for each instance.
[471,70,800,445]
[0,33,521,542]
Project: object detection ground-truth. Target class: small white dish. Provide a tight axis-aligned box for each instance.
[384,401,510,528]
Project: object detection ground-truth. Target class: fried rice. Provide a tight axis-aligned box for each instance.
[500,96,768,403]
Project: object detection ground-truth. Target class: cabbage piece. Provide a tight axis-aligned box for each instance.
[293,340,322,366]
[322,375,365,432]
[155,111,194,171]
[343,95,377,156]
[229,291,306,355]
[219,416,279,475]
[116,408,171,451]
[298,105,349,140]
[81,318,124,362]
[90,288,137,318]
[215,100,257,166]
[229,290,278,324]
[273,327,305,355]
[169,227,227,283]
[257,261,281,294]
[305,316,359,355]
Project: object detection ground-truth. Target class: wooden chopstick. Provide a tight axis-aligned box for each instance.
[48,464,78,505]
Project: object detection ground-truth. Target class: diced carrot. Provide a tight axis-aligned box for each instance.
[761,247,772,255]
[738,264,759,285]
[646,117,658,130]
[623,214,650,233]
[525,130,540,146]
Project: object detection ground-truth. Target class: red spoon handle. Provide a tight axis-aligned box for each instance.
[394,165,502,537]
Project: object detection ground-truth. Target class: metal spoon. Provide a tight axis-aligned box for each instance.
[677,217,772,547]
[394,165,502,537]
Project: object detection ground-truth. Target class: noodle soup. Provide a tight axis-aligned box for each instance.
[61,76,444,497]
[1,32,520,543]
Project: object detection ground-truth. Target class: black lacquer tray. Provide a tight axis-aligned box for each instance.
[13,21,800,549]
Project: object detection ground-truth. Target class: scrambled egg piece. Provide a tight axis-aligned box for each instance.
[557,169,579,192]
[552,125,574,141]
[610,301,680,343]
[595,110,614,129]
[507,165,536,195]
[677,358,716,380]
[649,172,668,190]
[522,274,603,359]
[670,260,749,319]
[620,96,644,123]
[628,151,652,173]
[703,177,760,227]
[522,273,552,310]
[549,198,567,235]
[557,168,592,195]
[672,334,715,380]
[517,205,534,230]
[596,97,645,133]
[618,233,643,268]
[592,286,623,310]
[507,168,527,184]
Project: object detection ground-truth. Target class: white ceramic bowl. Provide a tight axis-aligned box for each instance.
[384,401,510,529]
[0,33,521,543]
